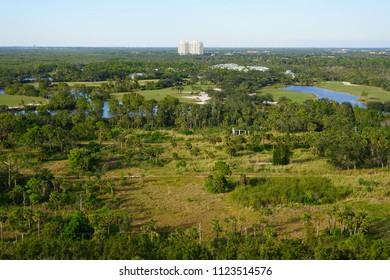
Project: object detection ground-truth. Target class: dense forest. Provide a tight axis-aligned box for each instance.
[0,48,389,259]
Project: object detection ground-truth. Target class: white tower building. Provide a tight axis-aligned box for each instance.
[189,41,204,55]
[178,40,189,55]
[178,40,203,55]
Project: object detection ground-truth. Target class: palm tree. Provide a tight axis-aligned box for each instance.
[211,218,222,242]
[0,208,7,241]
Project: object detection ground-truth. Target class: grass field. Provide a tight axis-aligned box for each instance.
[318,81,390,102]
[0,94,48,107]
[111,89,195,102]
[112,87,175,101]
[111,85,212,102]
[53,79,160,87]
[57,81,109,87]
[261,87,316,103]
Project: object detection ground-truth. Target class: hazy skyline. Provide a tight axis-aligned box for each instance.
[1,0,390,48]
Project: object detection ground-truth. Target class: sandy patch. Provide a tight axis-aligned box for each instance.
[343,82,358,86]
[183,92,211,104]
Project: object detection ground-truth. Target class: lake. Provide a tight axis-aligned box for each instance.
[282,86,366,108]
[0,89,5,95]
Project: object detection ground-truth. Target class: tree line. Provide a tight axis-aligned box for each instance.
[1,48,390,91]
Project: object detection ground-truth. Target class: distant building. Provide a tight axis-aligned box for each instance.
[178,40,203,55]
[213,63,245,71]
[189,41,204,55]
[212,63,269,72]
[178,40,189,55]
[247,66,269,72]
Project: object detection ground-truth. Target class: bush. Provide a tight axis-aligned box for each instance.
[138,132,170,143]
[357,178,378,192]
[181,128,193,135]
[204,174,232,194]
[176,160,187,168]
[213,161,232,176]
[246,144,264,153]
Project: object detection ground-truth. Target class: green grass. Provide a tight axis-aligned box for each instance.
[0,94,48,107]
[54,79,159,87]
[318,81,390,102]
[57,81,109,87]
[138,79,159,85]
[261,87,316,103]
[111,88,182,102]
[111,85,212,102]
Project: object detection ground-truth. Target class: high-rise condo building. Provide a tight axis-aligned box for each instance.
[178,40,189,55]
[178,40,203,55]
[189,40,204,55]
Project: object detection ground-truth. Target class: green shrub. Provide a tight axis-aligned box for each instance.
[176,160,187,168]
[138,132,170,143]
[204,174,232,194]
[213,161,232,176]
[357,178,378,192]
[246,144,264,153]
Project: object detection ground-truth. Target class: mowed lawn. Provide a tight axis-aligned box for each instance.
[56,81,109,87]
[261,87,316,103]
[111,88,190,102]
[111,85,212,102]
[55,79,160,87]
[0,94,48,107]
[318,81,390,102]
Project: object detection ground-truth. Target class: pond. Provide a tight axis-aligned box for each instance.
[0,89,5,95]
[102,101,111,118]
[282,86,366,108]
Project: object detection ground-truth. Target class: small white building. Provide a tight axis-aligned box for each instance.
[232,128,249,136]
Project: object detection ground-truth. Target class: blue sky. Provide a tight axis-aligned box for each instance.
[1,0,389,47]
